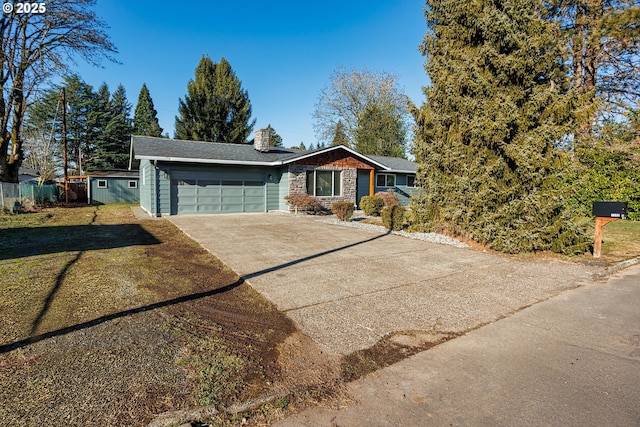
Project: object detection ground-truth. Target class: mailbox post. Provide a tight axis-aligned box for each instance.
[592,202,627,258]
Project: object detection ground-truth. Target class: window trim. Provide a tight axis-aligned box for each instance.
[128,180,138,189]
[306,169,342,197]
[97,179,107,189]
[407,175,416,188]
[376,173,396,188]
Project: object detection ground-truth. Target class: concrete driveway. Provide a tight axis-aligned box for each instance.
[169,213,598,356]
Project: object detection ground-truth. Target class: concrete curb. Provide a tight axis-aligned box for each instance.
[606,256,640,275]
[591,256,640,279]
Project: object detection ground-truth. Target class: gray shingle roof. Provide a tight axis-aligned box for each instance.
[132,136,304,164]
[368,155,417,173]
[131,135,417,172]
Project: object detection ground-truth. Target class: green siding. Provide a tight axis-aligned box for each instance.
[90,177,139,205]
[140,159,156,215]
[374,172,418,206]
[278,169,289,211]
[157,164,172,214]
[266,167,288,211]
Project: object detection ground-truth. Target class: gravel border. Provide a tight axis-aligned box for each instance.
[318,216,469,248]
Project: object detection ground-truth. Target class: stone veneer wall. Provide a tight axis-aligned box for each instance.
[288,164,357,210]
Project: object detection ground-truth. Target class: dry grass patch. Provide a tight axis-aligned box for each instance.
[0,205,326,426]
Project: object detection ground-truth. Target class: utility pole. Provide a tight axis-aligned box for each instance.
[61,87,68,204]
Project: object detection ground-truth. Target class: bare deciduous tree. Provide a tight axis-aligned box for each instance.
[1,0,117,182]
[312,67,409,147]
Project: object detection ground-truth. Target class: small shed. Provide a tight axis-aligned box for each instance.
[87,169,139,205]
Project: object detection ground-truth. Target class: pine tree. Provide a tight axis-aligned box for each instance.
[265,124,283,148]
[90,84,132,169]
[133,83,163,137]
[331,120,349,147]
[354,104,407,158]
[175,56,255,143]
[24,74,96,175]
[412,0,590,254]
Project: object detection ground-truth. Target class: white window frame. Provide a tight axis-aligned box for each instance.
[97,179,107,189]
[306,170,342,197]
[376,173,396,187]
[128,180,138,189]
[407,175,416,188]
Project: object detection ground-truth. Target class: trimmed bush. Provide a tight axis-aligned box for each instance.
[284,193,324,214]
[360,195,385,216]
[382,205,406,230]
[375,191,399,206]
[331,201,355,221]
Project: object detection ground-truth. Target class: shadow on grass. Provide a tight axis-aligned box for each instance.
[0,224,161,261]
[0,230,391,354]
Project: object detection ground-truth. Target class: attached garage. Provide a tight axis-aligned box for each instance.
[170,170,266,214]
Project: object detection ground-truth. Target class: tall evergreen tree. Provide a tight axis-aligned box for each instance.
[24,74,96,175]
[412,0,590,254]
[265,124,283,148]
[89,84,132,169]
[354,103,407,158]
[133,83,163,137]
[175,56,255,143]
[331,120,349,146]
[547,1,640,123]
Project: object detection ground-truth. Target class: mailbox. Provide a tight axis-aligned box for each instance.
[592,201,627,219]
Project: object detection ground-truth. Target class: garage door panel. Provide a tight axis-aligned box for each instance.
[222,187,243,196]
[172,170,266,214]
[197,204,222,213]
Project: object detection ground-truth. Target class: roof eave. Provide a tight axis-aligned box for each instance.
[135,155,281,167]
[281,145,390,170]
[384,169,416,174]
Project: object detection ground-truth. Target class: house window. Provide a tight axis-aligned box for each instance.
[97,180,107,188]
[407,175,416,188]
[376,174,395,187]
[128,180,138,189]
[306,170,342,197]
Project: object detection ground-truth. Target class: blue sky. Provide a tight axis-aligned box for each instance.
[73,0,429,147]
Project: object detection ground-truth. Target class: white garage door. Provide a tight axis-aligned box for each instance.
[171,171,265,214]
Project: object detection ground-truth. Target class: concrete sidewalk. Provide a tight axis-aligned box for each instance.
[276,263,640,426]
[169,213,599,356]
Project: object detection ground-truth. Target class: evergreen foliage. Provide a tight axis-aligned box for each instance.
[313,67,409,148]
[25,77,133,173]
[175,56,255,143]
[25,74,97,175]
[412,0,591,254]
[133,83,163,137]
[90,84,132,169]
[571,113,640,220]
[360,195,385,216]
[331,121,349,146]
[382,205,406,230]
[355,103,407,158]
[265,124,283,148]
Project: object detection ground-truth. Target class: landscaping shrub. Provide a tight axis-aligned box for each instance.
[375,191,399,206]
[360,195,385,216]
[284,193,324,214]
[382,205,406,230]
[331,201,355,221]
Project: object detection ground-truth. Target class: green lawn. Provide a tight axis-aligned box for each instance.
[592,219,640,264]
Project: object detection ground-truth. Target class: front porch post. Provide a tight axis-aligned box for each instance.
[369,169,374,196]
